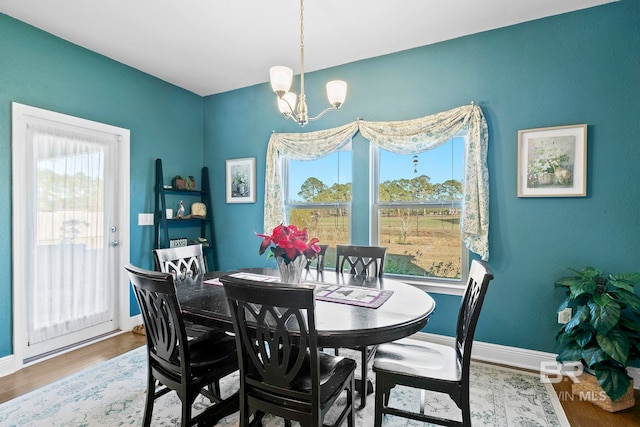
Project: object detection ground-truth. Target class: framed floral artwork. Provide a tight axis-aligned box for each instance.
[226,157,256,203]
[517,124,587,197]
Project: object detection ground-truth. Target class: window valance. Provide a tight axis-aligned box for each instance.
[264,103,489,260]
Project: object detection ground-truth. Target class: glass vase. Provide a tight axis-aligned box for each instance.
[276,256,306,284]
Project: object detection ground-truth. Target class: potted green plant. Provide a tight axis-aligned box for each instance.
[555,266,640,406]
[172,175,195,190]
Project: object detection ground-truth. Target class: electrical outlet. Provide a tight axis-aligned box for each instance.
[138,213,154,226]
[558,307,572,324]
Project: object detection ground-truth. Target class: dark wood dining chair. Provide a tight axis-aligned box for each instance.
[335,244,386,277]
[125,264,239,427]
[153,244,222,339]
[306,244,329,272]
[220,274,356,427]
[372,260,494,427]
[335,244,387,407]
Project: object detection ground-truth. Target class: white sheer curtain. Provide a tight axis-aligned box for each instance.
[25,124,118,344]
[264,104,490,260]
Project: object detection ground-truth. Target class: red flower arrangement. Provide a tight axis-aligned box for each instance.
[257,224,321,265]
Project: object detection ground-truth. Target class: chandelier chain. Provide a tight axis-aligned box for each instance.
[268,0,346,126]
[300,0,304,48]
[299,0,305,95]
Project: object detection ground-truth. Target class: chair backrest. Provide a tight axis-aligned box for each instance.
[335,244,386,277]
[220,275,321,406]
[153,244,207,279]
[125,264,191,381]
[456,260,493,372]
[306,244,329,272]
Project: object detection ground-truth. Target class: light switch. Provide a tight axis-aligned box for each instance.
[138,213,154,226]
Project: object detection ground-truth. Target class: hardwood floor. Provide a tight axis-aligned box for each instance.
[0,331,146,404]
[1,332,639,427]
[552,375,640,427]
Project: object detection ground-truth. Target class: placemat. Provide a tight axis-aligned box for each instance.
[312,283,393,309]
[205,273,393,309]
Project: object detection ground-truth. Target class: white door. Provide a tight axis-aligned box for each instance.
[12,103,130,363]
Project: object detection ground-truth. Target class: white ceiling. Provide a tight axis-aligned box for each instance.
[0,0,616,96]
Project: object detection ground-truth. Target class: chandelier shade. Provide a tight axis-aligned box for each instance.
[277,92,298,115]
[326,80,347,108]
[269,0,347,126]
[269,66,293,94]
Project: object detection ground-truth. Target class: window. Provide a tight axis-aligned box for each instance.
[285,148,352,268]
[372,137,467,284]
[269,106,488,294]
[282,136,469,289]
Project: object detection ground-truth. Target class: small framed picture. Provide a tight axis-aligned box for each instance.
[169,237,188,248]
[226,157,256,203]
[517,124,587,197]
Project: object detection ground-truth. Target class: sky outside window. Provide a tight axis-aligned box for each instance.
[288,137,464,201]
[288,150,352,202]
[380,137,464,186]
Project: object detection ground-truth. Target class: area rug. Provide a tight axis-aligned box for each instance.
[0,346,570,426]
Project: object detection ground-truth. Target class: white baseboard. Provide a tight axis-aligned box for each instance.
[631,368,640,387]
[2,328,638,390]
[0,354,16,378]
[413,332,640,390]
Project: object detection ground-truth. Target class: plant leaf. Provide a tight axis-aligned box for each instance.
[596,330,629,365]
[570,278,597,299]
[582,347,609,368]
[610,272,640,286]
[588,299,620,335]
[607,278,637,294]
[593,291,612,308]
[630,339,640,359]
[569,266,600,279]
[556,343,584,363]
[555,276,577,288]
[594,364,631,401]
[575,329,594,348]
[619,310,640,332]
[613,289,640,309]
[565,305,590,333]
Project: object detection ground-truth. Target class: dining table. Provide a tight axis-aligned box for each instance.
[174,267,436,422]
[177,267,436,350]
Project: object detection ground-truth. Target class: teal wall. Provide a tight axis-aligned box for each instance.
[0,14,205,356]
[1,1,639,359]
[204,1,640,352]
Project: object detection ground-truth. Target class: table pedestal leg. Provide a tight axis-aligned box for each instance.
[354,378,374,408]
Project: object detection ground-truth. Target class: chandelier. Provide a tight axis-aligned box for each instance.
[269,0,347,126]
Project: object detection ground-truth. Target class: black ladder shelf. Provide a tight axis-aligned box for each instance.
[154,158,217,270]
